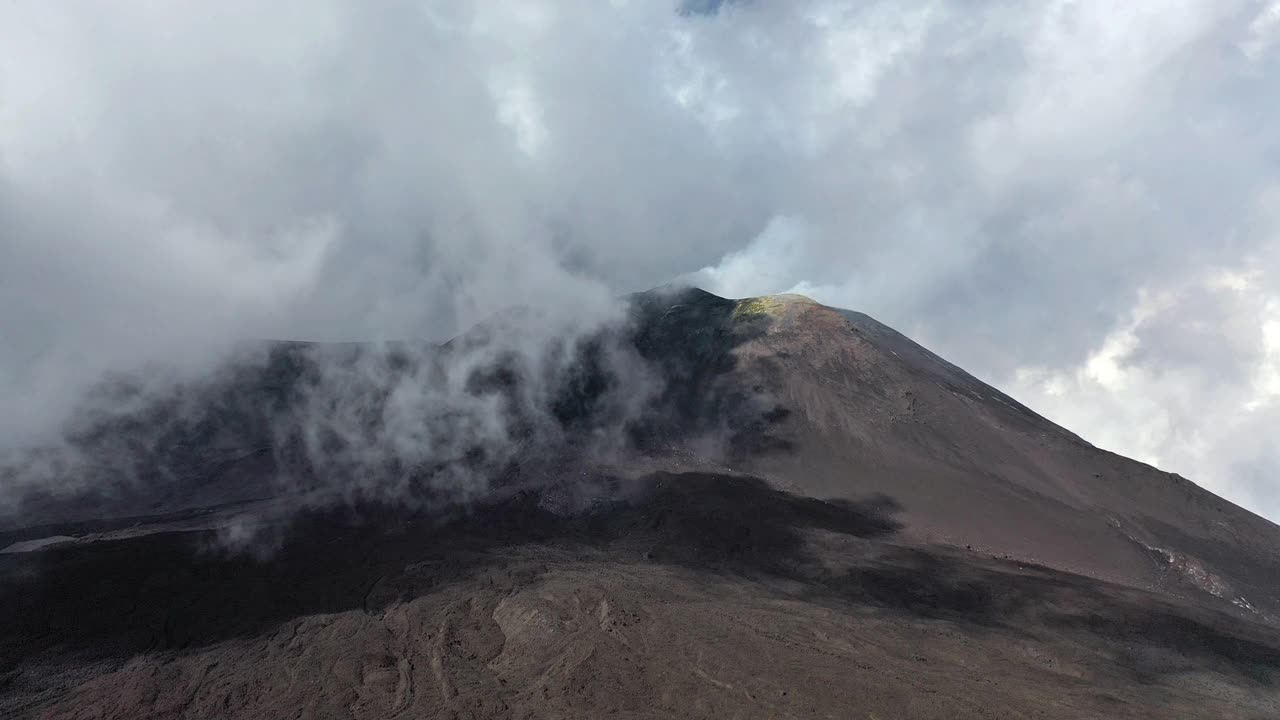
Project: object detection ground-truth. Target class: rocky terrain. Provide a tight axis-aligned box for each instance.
[3,287,1279,718]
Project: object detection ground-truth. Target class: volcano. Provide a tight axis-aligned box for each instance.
[3,287,1279,719]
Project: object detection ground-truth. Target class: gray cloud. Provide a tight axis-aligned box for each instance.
[1,1,1278,518]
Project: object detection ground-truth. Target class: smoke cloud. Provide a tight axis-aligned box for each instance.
[2,1,1279,519]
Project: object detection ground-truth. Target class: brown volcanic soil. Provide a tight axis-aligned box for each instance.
[3,288,1280,718]
[626,290,1280,618]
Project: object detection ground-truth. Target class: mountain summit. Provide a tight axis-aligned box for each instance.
[632,288,1280,613]
[4,288,1279,718]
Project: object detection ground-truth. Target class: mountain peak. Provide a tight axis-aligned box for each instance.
[7,281,1280,718]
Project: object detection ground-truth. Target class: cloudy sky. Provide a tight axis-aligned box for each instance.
[1,1,1278,519]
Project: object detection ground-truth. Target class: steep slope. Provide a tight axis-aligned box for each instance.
[3,287,1280,719]
[629,288,1280,618]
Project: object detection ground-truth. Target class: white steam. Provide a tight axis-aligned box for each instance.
[2,1,1279,519]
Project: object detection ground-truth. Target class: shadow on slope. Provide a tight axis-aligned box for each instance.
[0,473,895,661]
[6,472,1280,690]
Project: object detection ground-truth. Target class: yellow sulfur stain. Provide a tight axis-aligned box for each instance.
[732,294,816,321]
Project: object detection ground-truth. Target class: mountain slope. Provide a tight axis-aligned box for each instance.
[634,289,1280,618]
[3,287,1280,718]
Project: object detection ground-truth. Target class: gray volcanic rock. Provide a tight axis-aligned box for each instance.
[650,291,1280,619]
[2,287,1279,719]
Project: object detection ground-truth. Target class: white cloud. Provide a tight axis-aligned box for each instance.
[1,0,1278,518]
[1243,0,1280,60]
[489,69,548,157]
[1007,267,1280,517]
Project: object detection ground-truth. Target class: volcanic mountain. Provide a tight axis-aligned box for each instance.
[3,287,1279,719]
